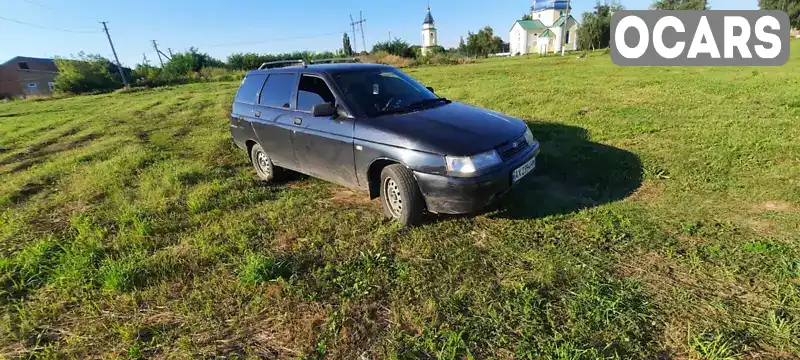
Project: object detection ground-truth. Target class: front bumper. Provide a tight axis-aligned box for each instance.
[413,144,540,214]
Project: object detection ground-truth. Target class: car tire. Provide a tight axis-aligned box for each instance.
[250,143,281,182]
[380,164,424,226]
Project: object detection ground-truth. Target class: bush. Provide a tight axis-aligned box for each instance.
[372,39,417,58]
[416,52,475,66]
[53,53,125,94]
[199,67,245,82]
[359,51,416,68]
[161,47,225,77]
[226,51,344,70]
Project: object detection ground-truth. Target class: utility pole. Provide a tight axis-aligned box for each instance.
[142,53,149,66]
[561,0,571,56]
[349,13,367,53]
[168,48,174,58]
[359,11,367,53]
[152,40,164,67]
[349,14,358,53]
[100,21,128,87]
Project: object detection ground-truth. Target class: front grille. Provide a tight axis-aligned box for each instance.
[497,135,529,160]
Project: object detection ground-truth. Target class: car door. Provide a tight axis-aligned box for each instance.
[251,72,300,170]
[230,74,266,149]
[291,73,358,188]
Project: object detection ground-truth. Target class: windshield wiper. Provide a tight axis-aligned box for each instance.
[371,107,416,117]
[370,98,451,117]
[407,98,450,109]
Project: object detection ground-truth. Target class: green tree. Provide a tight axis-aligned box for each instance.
[464,26,504,57]
[161,47,224,76]
[521,14,533,21]
[577,1,624,51]
[650,0,710,10]
[759,0,800,29]
[342,33,354,56]
[53,53,124,94]
[371,39,416,58]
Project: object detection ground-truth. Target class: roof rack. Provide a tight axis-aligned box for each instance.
[258,59,307,70]
[309,57,361,64]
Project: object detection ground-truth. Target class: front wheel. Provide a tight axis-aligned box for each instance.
[380,164,424,226]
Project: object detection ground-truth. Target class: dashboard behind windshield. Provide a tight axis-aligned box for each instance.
[333,68,440,117]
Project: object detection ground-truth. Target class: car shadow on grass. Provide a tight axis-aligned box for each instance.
[488,121,643,220]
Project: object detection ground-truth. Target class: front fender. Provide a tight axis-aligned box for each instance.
[354,138,446,189]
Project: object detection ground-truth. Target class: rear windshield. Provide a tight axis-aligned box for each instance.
[235,74,267,103]
[332,68,438,117]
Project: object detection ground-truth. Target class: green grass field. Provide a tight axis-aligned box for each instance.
[1,43,799,359]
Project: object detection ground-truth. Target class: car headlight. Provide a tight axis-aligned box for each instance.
[524,128,534,146]
[445,149,502,174]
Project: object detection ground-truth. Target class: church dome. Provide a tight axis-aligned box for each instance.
[532,0,570,11]
[423,7,434,25]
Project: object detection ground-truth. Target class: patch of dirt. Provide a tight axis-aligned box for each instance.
[172,127,191,138]
[25,138,59,155]
[8,158,44,174]
[66,133,98,149]
[245,302,328,357]
[616,250,772,344]
[754,201,796,213]
[8,176,57,205]
[0,134,101,170]
[272,232,300,252]
[135,130,150,142]
[328,189,374,207]
[629,180,664,202]
[59,127,81,137]
[0,112,28,118]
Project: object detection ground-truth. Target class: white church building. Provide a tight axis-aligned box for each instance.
[421,5,438,56]
[510,0,579,55]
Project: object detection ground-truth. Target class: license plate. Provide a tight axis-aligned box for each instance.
[512,156,536,183]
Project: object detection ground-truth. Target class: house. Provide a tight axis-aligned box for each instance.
[0,56,59,98]
[509,0,580,55]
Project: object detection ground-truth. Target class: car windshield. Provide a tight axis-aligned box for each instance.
[332,68,445,117]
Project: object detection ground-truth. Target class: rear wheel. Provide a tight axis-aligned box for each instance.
[250,143,281,182]
[380,164,424,226]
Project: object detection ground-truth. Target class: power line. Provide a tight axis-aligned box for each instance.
[205,31,345,48]
[20,0,98,22]
[0,15,99,33]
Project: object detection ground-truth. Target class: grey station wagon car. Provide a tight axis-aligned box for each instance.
[229,59,540,225]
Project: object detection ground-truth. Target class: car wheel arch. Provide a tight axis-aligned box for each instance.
[245,139,258,161]
[367,158,408,199]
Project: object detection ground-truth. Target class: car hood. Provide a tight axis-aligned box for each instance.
[355,102,526,156]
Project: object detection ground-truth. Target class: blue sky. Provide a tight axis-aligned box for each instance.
[1,0,758,67]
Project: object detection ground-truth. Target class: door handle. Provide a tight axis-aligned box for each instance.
[254,111,261,118]
[294,118,302,125]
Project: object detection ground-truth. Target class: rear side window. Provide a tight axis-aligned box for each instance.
[235,74,266,103]
[259,73,295,108]
[297,75,335,112]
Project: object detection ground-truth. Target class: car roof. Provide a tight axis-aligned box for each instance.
[246,62,392,77]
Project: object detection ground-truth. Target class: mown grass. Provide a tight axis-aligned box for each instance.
[1,42,799,358]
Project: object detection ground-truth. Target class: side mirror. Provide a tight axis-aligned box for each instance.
[426,86,435,93]
[312,102,337,117]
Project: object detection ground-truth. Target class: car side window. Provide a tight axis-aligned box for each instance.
[297,75,335,112]
[234,74,267,103]
[259,73,295,108]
